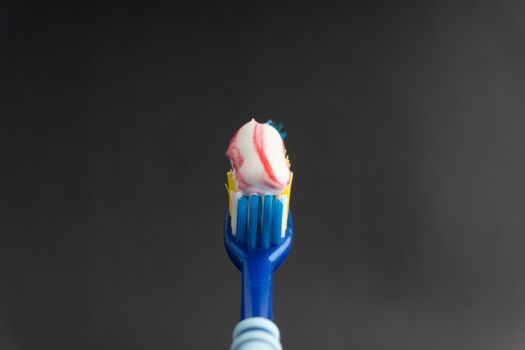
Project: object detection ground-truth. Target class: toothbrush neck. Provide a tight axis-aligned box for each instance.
[240,253,273,320]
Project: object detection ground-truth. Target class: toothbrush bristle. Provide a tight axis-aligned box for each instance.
[247,196,259,249]
[236,197,248,245]
[231,193,288,250]
[262,195,272,249]
[266,119,287,139]
[271,197,283,246]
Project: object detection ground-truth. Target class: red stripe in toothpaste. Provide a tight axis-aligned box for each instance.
[253,122,284,189]
[226,129,252,190]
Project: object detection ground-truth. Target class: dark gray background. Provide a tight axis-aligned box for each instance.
[2,1,525,349]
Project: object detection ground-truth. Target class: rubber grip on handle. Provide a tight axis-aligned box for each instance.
[231,317,282,350]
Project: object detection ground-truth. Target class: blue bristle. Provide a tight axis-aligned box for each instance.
[247,196,259,250]
[234,193,287,250]
[266,119,287,139]
[271,197,283,245]
[257,198,263,246]
[261,195,273,249]
[236,196,248,244]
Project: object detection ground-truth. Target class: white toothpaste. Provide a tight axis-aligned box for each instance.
[226,119,291,194]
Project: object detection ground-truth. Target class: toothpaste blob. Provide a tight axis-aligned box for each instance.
[226,119,291,194]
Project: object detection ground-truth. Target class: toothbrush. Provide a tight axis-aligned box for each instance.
[224,119,293,350]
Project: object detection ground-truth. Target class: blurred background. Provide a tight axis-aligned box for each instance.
[2,1,525,349]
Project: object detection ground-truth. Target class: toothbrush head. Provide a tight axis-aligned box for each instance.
[224,169,293,270]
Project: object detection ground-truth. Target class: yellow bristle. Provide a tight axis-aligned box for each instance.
[226,171,238,217]
[280,172,293,224]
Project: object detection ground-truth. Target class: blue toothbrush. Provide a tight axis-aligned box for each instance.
[224,194,293,350]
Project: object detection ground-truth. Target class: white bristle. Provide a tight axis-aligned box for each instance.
[280,195,288,238]
[230,191,243,235]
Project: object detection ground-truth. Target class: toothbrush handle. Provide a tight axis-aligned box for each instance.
[241,254,273,319]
